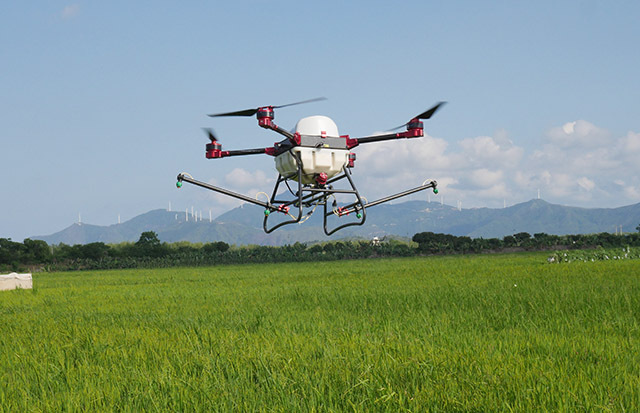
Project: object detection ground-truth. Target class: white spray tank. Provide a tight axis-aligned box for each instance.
[274,115,349,184]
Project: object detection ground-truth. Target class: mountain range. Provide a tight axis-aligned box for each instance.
[30,199,640,246]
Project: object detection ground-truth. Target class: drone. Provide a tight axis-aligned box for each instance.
[176,98,445,235]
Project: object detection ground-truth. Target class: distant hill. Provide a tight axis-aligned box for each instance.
[32,199,640,246]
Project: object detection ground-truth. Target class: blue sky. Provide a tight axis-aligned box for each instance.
[2,1,639,241]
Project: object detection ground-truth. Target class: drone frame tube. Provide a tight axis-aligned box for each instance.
[335,180,438,216]
[226,148,268,156]
[176,173,278,212]
[207,147,273,159]
[347,128,424,149]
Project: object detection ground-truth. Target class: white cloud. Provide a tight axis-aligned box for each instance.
[577,177,595,191]
[624,185,640,200]
[205,176,243,210]
[354,132,525,205]
[61,4,80,19]
[458,136,524,169]
[621,131,640,153]
[493,128,512,147]
[482,182,509,198]
[204,168,274,212]
[224,168,269,188]
[545,173,574,198]
[562,121,576,134]
[349,120,640,209]
[356,135,451,178]
[547,119,610,148]
[468,168,503,188]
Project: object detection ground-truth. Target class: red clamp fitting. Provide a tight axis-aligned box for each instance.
[348,152,356,168]
[315,172,328,186]
[343,135,358,149]
[277,205,290,214]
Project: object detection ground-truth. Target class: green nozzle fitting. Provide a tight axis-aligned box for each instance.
[356,213,362,219]
[433,188,438,194]
[264,209,270,216]
[176,181,182,188]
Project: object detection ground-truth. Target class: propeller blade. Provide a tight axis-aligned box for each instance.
[202,128,218,141]
[208,108,258,118]
[415,101,446,120]
[387,102,447,131]
[388,124,407,131]
[273,97,327,109]
[207,97,326,118]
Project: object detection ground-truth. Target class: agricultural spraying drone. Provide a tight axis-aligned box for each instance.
[176,98,445,235]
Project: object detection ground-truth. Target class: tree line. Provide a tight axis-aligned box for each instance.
[411,231,640,254]
[2,229,640,272]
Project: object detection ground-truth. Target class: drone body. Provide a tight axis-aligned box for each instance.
[177,98,444,235]
[275,116,348,185]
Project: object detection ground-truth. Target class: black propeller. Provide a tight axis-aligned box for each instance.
[202,128,218,141]
[389,101,447,130]
[208,97,327,118]
[415,101,446,120]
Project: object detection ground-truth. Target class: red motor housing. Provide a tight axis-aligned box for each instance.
[206,141,222,158]
[257,107,275,128]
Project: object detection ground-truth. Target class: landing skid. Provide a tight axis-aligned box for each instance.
[262,164,367,235]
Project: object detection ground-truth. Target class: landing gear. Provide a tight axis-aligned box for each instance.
[177,158,438,236]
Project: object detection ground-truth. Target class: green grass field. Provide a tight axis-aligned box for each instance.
[1,253,639,411]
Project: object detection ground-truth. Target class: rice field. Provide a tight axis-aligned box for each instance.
[1,253,639,411]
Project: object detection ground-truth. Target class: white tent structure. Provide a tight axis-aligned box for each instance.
[0,273,32,291]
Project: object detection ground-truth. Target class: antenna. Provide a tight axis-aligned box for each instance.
[191,206,194,220]
[118,214,121,224]
[209,209,212,223]
[168,201,172,212]
[537,188,540,199]
[78,212,82,225]
[186,208,188,222]
[504,198,506,208]
[457,200,462,211]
